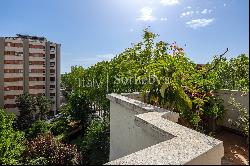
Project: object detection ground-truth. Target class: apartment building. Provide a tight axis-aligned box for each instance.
[0,34,60,115]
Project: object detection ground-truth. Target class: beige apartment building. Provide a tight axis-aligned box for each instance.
[0,34,60,115]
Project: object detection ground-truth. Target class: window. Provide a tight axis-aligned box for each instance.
[4,86,23,91]
[4,51,15,55]
[4,60,23,64]
[29,77,45,81]
[29,61,45,65]
[50,85,55,88]
[4,69,23,73]
[50,62,55,66]
[29,69,45,73]
[5,42,23,48]
[4,104,17,109]
[29,44,45,49]
[29,53,45,57]
[15,52,23,56]
[50,54,55,59]
[29,85,45,89]
[50,46,55,51]
[50,77,55,82]
[4,95,17,100]
[50,93,55,96]
[4,77,23,82]
[50,69,55,73]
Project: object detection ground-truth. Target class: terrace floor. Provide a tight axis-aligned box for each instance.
[215,130,249,165]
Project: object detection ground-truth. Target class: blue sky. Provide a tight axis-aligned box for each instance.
[0,0,249,73]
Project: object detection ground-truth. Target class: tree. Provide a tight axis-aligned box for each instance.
[15,93,37,115]
[15,93,52,130]
[61,28,247,131]
[15,93,37,130]
[69,91,92,128]
[35,94,52,120]
[80,120,109,165]
[0,109,25,165]
[25,120,51,140]
[207,54,249,91]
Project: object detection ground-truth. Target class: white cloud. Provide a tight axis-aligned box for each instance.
[73,53,115,63]
[186,6,192,9]
[137,7,156,21]
[180,11,194,17]
[130,28,134,32]
[96,53,115,60]
[160,17,168,21]
[186,18,214,29]
[201,9,208,14]
[160,0,179,6]
[181,8,213,18]
[223,3,226,7]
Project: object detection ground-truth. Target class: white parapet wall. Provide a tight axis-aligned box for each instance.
[105,93,224,165]
[215,89,249,131]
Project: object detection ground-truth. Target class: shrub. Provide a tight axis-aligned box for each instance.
[203,96,225,121]
[23,133,81,165]
[25,120,51,139]
[27,157,48,165]
[0,109,25,165]
[229,96,249,139]
[51,116,69,136]
[81,120,109,165]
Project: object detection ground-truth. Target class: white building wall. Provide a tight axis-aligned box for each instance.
[216,90,249,131]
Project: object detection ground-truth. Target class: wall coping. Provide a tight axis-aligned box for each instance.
[215,89,249,95]
[105,93,224,165]
[106,93,179,122]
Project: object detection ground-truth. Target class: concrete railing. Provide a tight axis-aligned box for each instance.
[105,93,224,165]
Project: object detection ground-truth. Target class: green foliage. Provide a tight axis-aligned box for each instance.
[203,96,225,121]
[27,157,48,165]
[25,120,51,140]
[15,93,52,131]
[229,96,249,138]
[51,116,69,136]
[81,120,109,165]
[58,103,71,116]
[15,93,37,115]
[69,91,92,127]
[0,109,25,165]
[208,54,249,92]
[15,93,36,130]
[23,133,81,165]
[49,103,71,137]
[15,93,51,131]
[61,28,248,131]
[35,95,52,120]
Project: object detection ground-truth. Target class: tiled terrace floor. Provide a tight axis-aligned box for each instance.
[215,130,249,165]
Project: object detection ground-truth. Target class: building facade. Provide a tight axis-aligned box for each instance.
[0,34,60,115]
